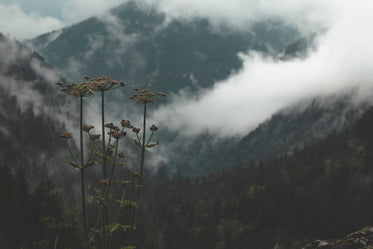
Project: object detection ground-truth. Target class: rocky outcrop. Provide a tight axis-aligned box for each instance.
[303,227,373,249]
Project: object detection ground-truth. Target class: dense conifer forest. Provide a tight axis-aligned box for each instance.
[2,105,373,248]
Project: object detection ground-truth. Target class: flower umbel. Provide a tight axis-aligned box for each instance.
[60,132,72,139]
[82,125,94,133]
[129,88,167,104]
[150,124,158,131]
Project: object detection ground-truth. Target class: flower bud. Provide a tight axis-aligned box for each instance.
[60,132,72,139]
[150,124,158,131]
[121,180,130,187]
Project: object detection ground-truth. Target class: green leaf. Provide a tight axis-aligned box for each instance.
[67,161,81,169]
[108,224,120,234]
[146,143,158,148]
[95,151,104,158]
[104,223,131,236]
[131,138,143,148]
[86,195,106,206]
[115,199,138,209]
[84,161,96,168]
[115,161,127,166]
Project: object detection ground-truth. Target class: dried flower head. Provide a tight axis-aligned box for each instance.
[82,125,94,133]
[89,134,100,141]
[132,127,140,134]
[121,180,130,187]
[112,131,127,140]
[150,124,158,131]
[104,123,115,130]
[129,88,166,104]
[121,120,133,129]
[56,75,123,98]
[60,132,72,139]
[85,76,125,92]
[56,79,97,98]
[99,179,115,188]
[157,92,167,97]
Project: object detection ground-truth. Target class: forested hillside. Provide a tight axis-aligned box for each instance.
[3,100,373,249]
[167,93,368,177]
[0,33,69,164]
[130,106,373,249]
[0,34,84,205]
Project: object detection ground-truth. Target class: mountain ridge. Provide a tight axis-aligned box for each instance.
[26,1,371,177]
[28,0,301,92]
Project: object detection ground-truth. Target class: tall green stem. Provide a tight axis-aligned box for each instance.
[102,91,107,179]
[106,141,119,196]
[101,91,108,249]
[114,188,127,223]
[80,96,88,245]
[130,102,147,242]
[102,140,119,249]
[137,102,147,200]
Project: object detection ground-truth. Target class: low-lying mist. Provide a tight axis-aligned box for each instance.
[150,1,373,138]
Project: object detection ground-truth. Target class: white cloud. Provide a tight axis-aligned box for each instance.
[0,0,336,40]
[62,0,126,23]
[151,0,373,138]
[0,0,127,40]
[0,0,337,40]
[0,3,65,40]
[145,0,336,35]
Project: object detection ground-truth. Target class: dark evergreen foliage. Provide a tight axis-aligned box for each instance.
[0,164,82,249]
[127,106,373,249]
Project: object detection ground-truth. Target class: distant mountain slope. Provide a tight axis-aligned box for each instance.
[133,105,373,249]
[229,94,369,165]
[0,34,73,181]
[28,1,300,93]
[166,94,368,177]
[27,1,367,178]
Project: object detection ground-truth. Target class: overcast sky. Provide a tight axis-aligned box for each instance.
[0,0,334,40]
[0,0,126,40]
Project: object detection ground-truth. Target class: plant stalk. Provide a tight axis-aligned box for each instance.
[102,91,107,179]
[137,102,147,199]
[80,96,89,246]
[101,91,108,249]
[115,188,127,223]
[129,102,147,242]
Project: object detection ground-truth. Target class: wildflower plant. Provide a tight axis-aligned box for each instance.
[128,89,167,241]
[88,121,134,249]
[57,79,97,244]
[84,76,125,247]
[58,77,165,249]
